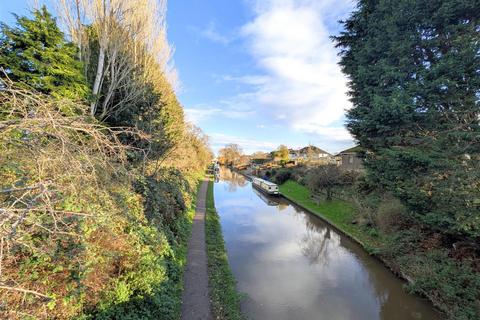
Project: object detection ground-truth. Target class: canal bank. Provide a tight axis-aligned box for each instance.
[205,178,244,320]
[276,180,448,316]
[215,167,440,320]
[235,169,380,250]
[279,181,374,249]
[237,170,427,283]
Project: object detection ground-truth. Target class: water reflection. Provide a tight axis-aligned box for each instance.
[277,202,289,211]
[301,227,331,266]
[218,167,247,192]
[252,188,279,206]
[214,168,441,320]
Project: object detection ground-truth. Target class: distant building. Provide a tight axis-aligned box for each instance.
[289,146,331,162]
[337,146,365,171]
[235,155,252,170]
[288,149,300,161]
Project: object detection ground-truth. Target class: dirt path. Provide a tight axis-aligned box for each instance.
[181,179,211,320]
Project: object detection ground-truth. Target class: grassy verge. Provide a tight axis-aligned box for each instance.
[279,180,382,251]
[205,179,244,320]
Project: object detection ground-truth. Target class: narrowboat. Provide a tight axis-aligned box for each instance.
[252,177,279,195]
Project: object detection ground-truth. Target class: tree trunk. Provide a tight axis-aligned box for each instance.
[90,47,105,116]
[326,188,332,201]
[75,0,82,61]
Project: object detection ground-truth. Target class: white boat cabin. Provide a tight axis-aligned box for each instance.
[252,177,279,195]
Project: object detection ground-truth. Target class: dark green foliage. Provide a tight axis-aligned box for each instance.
[205,180,244,320]
[0,6,89,101]
[401,250,480,320]
[91,208,194,320]
[0,7,210,318]
[264,170,272,178]
[334,0,480,238]
[135,169,190,229]
[273,170,292,185]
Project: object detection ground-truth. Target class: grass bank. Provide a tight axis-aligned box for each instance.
[205,179,244,320]
[279,180,382,251]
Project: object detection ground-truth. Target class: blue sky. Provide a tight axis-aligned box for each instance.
[1,0,357,154]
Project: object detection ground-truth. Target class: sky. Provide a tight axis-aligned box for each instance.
[0,0,357,155]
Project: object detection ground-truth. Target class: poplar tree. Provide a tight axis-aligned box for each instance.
[334,0,480,237]
[0,6,88,100]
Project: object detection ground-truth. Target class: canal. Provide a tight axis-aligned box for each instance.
[214,168,440,320]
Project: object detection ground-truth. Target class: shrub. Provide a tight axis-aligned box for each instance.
[273,170,292,185]
[400,250,480,320]
[375,195,408,233]
[305,165,342,200]
[0,83,202,319]
[340,170,361,185]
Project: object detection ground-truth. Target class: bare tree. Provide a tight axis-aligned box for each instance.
[306,165,342,201]
[57,0,175,117]
[0,81,144,317]
[218,144,243,166]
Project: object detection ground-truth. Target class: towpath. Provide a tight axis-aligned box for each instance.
[181,179,211,320]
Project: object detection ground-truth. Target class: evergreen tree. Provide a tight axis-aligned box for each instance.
[334,0,480,238]
[0,6,88,101]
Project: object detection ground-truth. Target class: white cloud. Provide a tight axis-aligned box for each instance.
[221,74,271,86]
[238,0,355,144]
[199,22,232,45]
[184,108,218,124]
[185,0,357,153]
[185,106,254,124]
[209,133,277,154]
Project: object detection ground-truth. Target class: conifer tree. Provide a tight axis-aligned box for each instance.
[0,6,88,101]
[334,0,480,237]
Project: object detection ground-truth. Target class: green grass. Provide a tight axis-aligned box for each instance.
[279,180,382,250]
[205,179,244,320]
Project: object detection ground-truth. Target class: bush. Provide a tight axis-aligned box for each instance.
[400,250,480,320]
[340,170,361,185]
[273,170,292,185]
[305,165,342,200]
[0,84,203,319]
[375,195,408,233]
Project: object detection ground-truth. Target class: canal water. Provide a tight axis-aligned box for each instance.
[214,168,440,320]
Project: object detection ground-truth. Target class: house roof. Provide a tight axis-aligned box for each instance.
[298,146,330,155]
[338,145,364,154]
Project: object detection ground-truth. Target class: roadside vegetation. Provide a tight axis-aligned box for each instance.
[205,179,244,320]
[0,2,212,319]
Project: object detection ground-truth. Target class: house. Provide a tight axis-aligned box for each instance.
[288,146,331,163]
[298,146,330,160]
[337,146,365,171]
[288,149,300,161]
[249,152,274,170]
